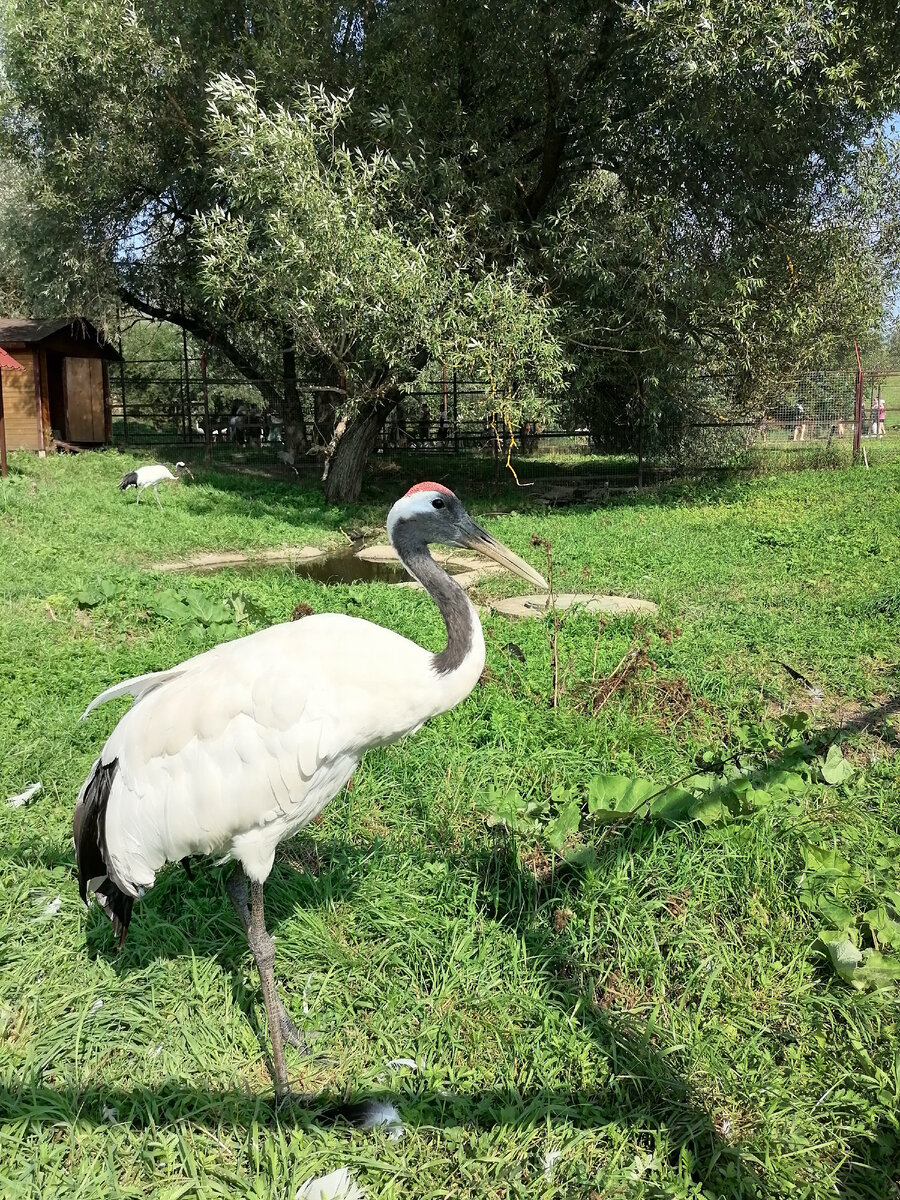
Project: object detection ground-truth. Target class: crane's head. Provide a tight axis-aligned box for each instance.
[387,482,548,589]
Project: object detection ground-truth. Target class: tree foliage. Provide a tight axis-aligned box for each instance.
[197,78,562,415]
[1,0,899,495]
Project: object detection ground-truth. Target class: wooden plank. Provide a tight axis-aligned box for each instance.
[37,349,51,451]
[1,353,38,449]
[65,357,96,441]
[0,378,7,476]
[91,358,104,442]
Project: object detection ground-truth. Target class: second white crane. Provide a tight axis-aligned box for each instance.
[118,461,190,510]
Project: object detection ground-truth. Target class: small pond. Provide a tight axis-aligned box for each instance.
[182,548,466,586]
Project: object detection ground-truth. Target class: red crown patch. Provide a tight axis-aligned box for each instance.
[403,481,455,498]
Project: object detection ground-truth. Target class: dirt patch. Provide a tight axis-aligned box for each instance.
[661,888,693,918]
[552,906,574,933]
[594,969,654,1011]
[770,689,899,734]
[522,844,555,883]
[630,676,714,731]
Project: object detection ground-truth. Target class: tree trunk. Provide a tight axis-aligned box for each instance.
[282,330,308,451]
[314,391,337,446]
[322,392,398,503]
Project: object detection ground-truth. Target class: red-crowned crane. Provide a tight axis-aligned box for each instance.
[74,482,547,1095]
[118,461,190,510]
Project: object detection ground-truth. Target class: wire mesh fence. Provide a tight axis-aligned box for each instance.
[109,361,900,496]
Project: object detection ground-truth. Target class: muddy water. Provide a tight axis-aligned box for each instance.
[294,551,414,585]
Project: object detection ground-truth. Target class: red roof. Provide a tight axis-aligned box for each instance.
[0,346,25,370]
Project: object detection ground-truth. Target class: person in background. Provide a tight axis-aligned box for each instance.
[792,399,806,442]
[418,403,431,444]
[877,388,886,438]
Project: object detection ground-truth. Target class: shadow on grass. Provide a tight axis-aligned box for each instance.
[4,695,897,1195]
[832,1117,900,1200]
[37,832,765,1194]
[0,832,767,1192]
[2,828,895,1196]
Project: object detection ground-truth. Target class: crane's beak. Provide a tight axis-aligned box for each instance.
[459,520,548,589]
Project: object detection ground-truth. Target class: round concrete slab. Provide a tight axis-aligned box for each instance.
[355,544,480,568]
[489,592,657,618]
[355,544,399,562]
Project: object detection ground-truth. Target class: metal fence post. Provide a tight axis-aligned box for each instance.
[201,353,212,467]
[118,336,127,442]
[636,377,645,490]
[182,323,192,441]
[853,342,863,465]
[452,368,459,454]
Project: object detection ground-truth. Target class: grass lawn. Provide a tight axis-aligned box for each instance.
[1,449,898,1199]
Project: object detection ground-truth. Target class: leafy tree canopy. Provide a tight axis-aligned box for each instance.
[1,0,899,495]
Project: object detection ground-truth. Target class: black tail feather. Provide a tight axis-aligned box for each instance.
[95,878,134,948]
[119,472,138,491]
[73,757,134,945]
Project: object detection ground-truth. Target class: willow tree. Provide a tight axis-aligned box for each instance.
[1,0,899,497]
[196,80,562,498]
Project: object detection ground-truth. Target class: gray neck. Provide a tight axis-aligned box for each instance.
[392,524,476,675]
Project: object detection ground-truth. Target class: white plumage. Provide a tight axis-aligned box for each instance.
[86,613,481,890]
[74,481,547,1095]
[118,461,189,509]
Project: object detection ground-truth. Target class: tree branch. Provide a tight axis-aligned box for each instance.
[518,63,566,221]
[119,287,286,412]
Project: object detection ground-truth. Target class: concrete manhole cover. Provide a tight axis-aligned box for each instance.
[489,592,657,618]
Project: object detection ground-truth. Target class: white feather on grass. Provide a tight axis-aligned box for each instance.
[295,1167,366,1200]
[6,781,42,808]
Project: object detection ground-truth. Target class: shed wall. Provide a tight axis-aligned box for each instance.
[1,352,38,450]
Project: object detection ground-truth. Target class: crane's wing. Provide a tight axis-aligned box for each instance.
[77,617,427,911]
[81,665,187,718]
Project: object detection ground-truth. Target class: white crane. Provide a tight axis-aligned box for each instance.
[118,461,190,510]
[74,482,547,1095]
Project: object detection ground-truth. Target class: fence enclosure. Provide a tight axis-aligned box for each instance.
[109,360,900,493]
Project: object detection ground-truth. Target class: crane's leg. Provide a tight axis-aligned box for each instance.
[226,868,306,1058]
[153,484,163,512]
[135,486,142,504]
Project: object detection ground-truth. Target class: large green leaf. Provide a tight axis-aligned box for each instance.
[586,776,657,824]
[184,587,231,626]
[816,895,856,929]
[816,931,865,988]
[148,590,194,624]
[546,801,581,850]
[75,584,105,608]
[484,786,526,830]
[649,787,696,821]
[816,931,900,991]
[586,775,631,810]
[820,744,855,786]
[863,907,900,950]
[766,769,807,795]
[76,578,122,607]
[689,796,724,826]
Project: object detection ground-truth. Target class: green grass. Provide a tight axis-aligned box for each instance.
[1,449,899,1199]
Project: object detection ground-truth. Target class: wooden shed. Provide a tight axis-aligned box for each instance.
[0,318,121,452]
